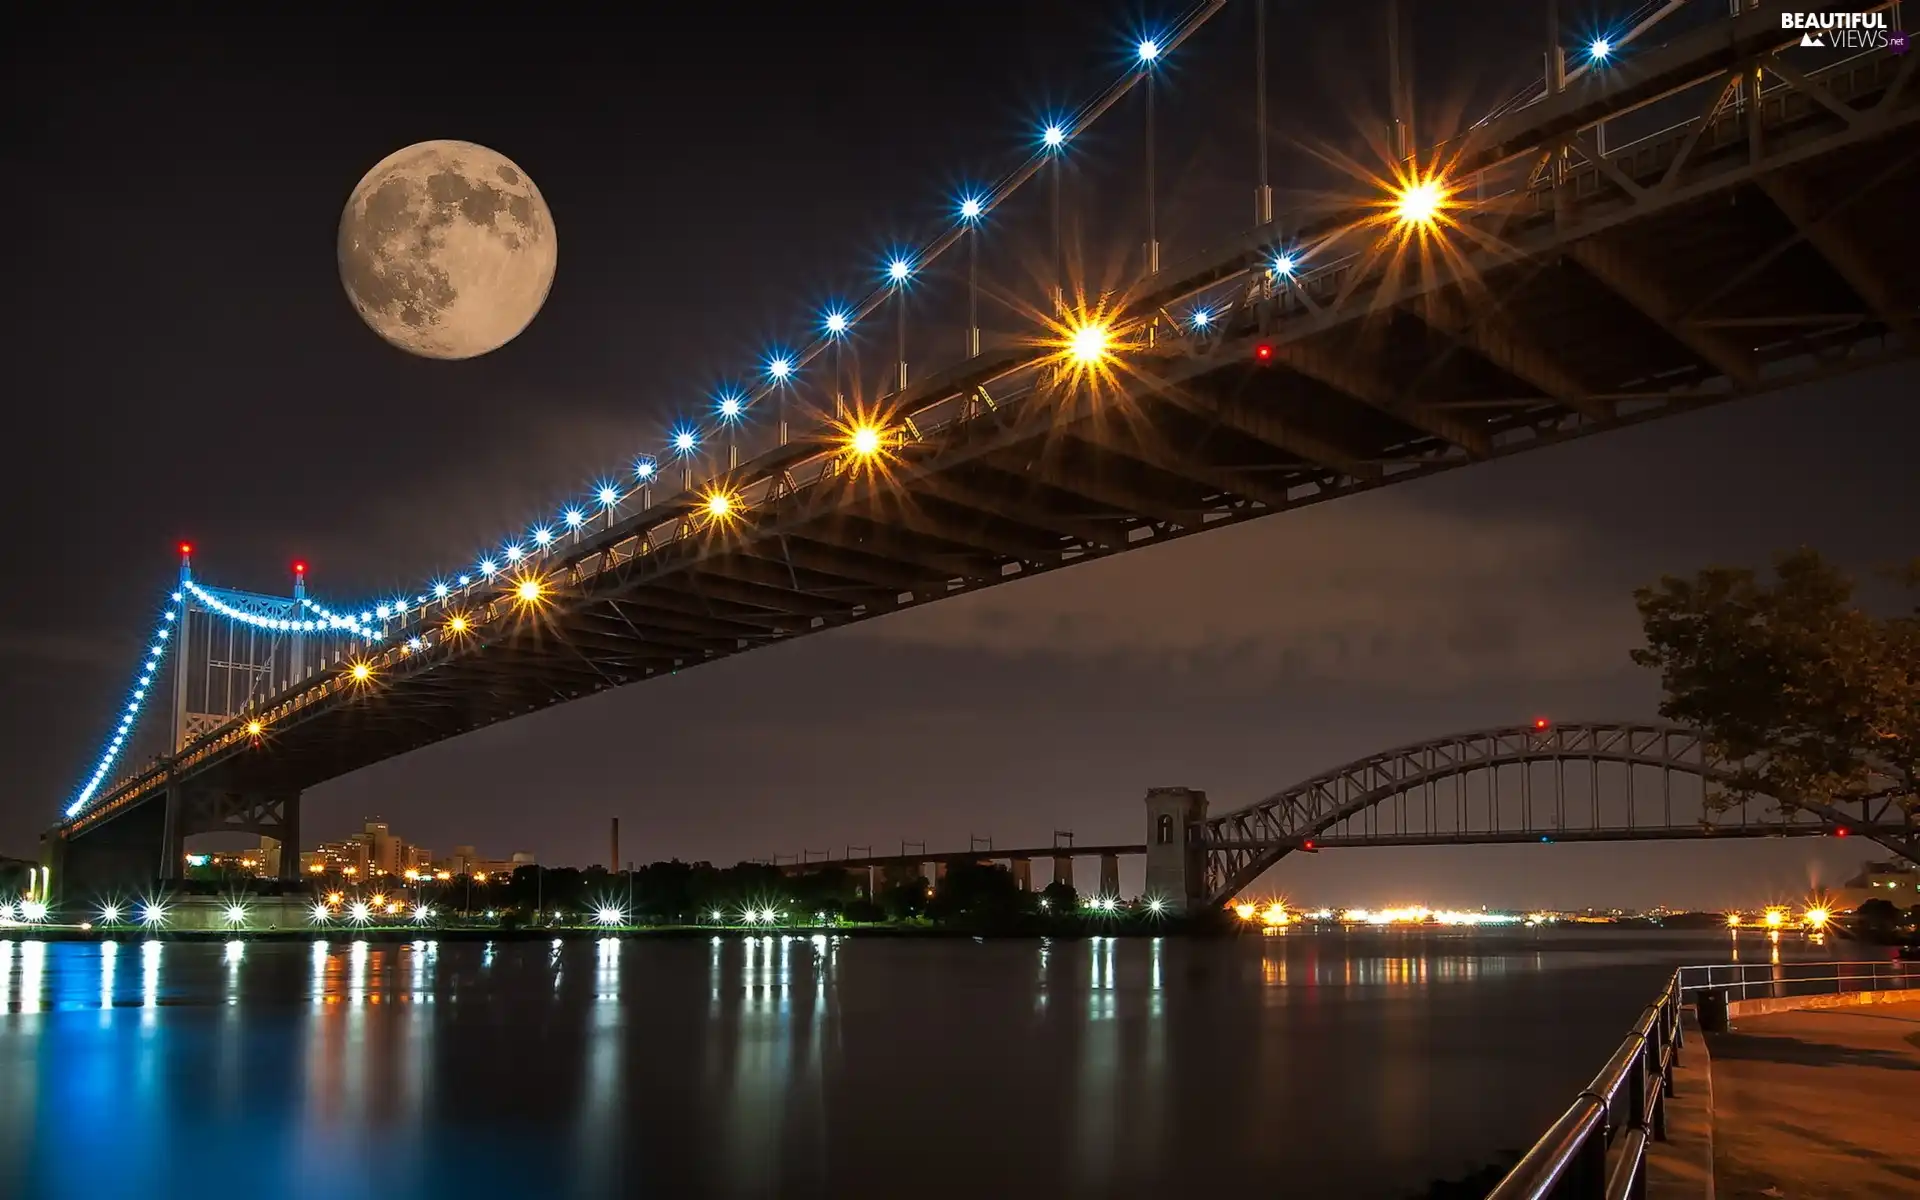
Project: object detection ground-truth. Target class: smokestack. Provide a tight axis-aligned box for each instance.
[610,816,620,875]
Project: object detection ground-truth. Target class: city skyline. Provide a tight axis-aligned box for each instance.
[5,3,1916,912]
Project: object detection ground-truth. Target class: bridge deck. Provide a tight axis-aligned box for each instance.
[64,11,1919,844]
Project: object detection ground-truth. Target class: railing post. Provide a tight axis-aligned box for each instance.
[1573,1114,1609,1197]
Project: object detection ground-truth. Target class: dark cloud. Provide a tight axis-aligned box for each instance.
[862,495,1640,691]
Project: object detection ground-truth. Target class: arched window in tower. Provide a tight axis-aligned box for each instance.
[1156,814,1174,845]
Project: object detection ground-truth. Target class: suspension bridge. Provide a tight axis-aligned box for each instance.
[44,0,1920,900]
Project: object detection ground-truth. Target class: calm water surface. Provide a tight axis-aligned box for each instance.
[0,929,1836,1198]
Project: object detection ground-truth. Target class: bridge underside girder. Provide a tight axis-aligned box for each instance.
[64,33,1920,842]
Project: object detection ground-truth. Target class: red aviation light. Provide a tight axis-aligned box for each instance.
[293,560,307,575]
[1254,343,1274,363]
[1533,717,1551,731]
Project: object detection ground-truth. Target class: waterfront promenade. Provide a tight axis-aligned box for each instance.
[1709,1000,1920,1199]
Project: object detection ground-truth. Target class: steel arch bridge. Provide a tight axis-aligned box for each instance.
[1198,721,1917,906]
[47,0,1920,894]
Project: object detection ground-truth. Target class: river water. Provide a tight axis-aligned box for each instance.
[0,929,1839,1199]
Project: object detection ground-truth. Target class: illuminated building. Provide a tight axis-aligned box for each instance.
[1832,860,1920,912]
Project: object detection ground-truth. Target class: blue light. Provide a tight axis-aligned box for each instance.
[717,390,745,420]
[504,545,525,563]
[633,458,658,480]
[376,604,391,619]
[766,356,792,382]
[958,193,985,223]
[1042,123,1067,149]
[531,526,555,547]
[1137,38,1160,63]
[823,308,851,337]
[1272,252,1298,279]
[457,575,470,586]
[887,257,913,284]
[597,484,620,507]
[563,508,585,528]
[433,582,450,599]
[1588,37,1611,61]
[479,558,498,578]
[672,428,698,455]
[1191,308,1212,329]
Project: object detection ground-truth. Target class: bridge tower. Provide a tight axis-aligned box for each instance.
[1144,787,1208,911]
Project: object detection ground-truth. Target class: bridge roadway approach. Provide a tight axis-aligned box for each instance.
[786,723,1919,911]
[49,4,1920,896]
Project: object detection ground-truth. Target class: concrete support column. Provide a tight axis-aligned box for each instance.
[1011,858,1031,890]
[1098,854,1120,900]
[276,791,301,883]
[1052,856,1074,889]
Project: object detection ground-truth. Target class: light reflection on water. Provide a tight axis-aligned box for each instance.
[0,930,1847,1198]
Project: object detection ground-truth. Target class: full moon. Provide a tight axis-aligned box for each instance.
[337,140,556,360]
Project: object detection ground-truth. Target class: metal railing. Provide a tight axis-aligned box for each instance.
[1678,959,1920,1005]
[1489,955,1920,1198]
[1486,972,1684,1200]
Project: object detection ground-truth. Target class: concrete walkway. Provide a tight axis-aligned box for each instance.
[1707,1000,1920,1199]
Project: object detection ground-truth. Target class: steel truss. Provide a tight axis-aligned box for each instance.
[61,6,1920,844]
[1200,721,1917,905]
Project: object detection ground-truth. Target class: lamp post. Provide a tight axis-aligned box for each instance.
[1255,0,1272,225]
[959,195,984,358]
[1044,123,1066,313]
[1139,37,1161,278]
[887,257,912,394]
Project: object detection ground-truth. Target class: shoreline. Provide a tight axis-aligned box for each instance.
[0,920,1822,944]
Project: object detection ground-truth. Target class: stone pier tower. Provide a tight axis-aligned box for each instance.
[1143,787,1208,911]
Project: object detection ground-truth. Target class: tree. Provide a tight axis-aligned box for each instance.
[1039,879,1079,915]
[1632,549,1918,820]
[1855,897,1901,941]
[925,862,1031,926]
[878,875,929,920]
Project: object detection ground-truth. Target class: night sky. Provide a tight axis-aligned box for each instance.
[5,3,1915,910]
